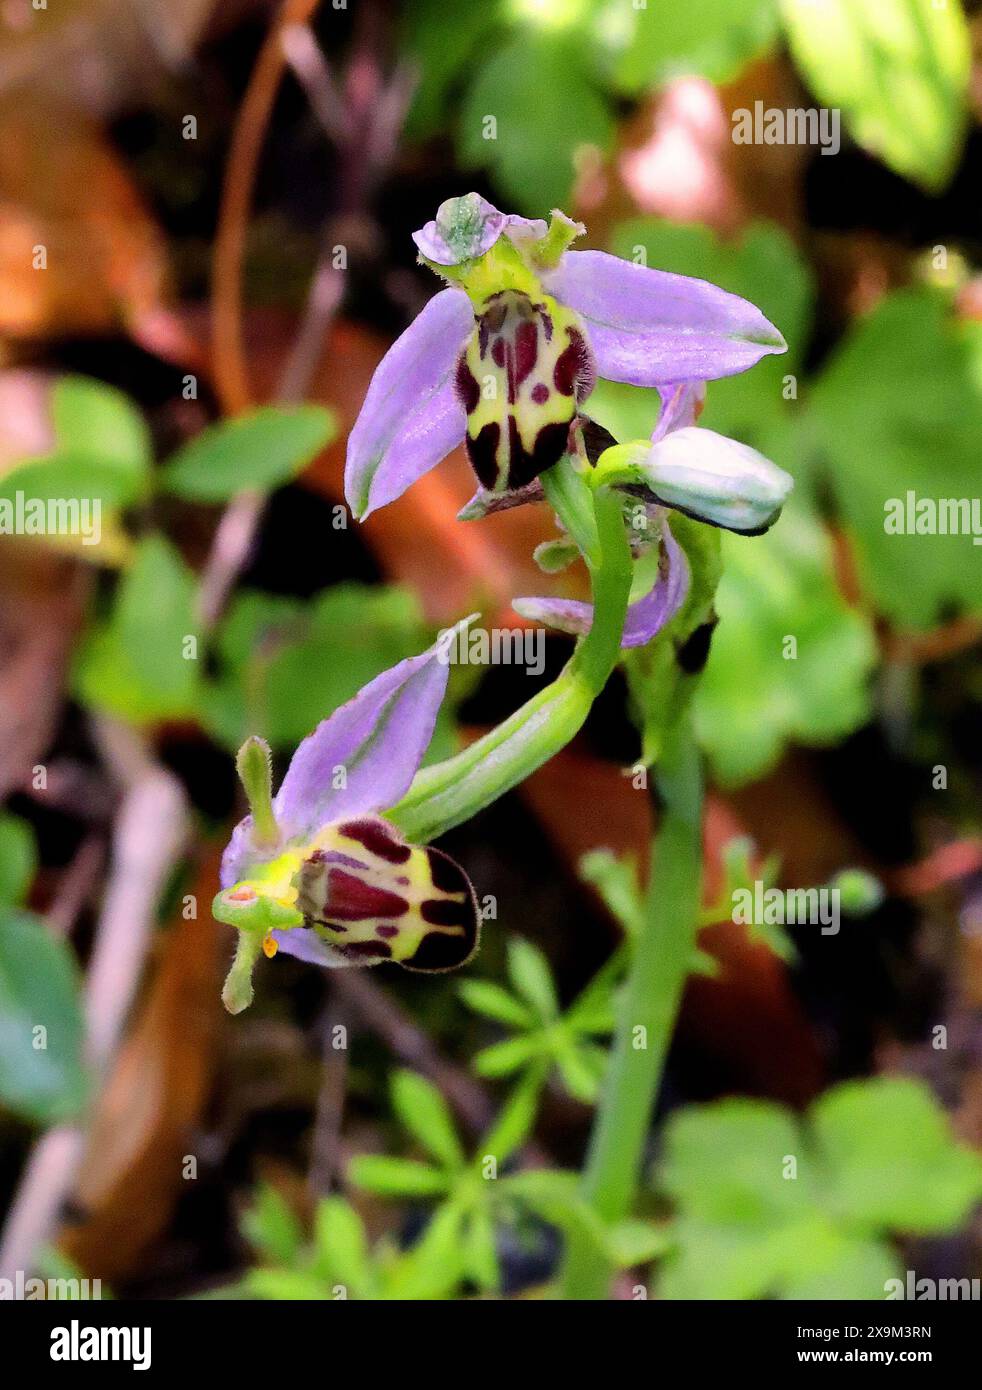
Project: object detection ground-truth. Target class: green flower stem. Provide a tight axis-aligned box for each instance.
[560,709,704,1299]
[540,452,599,563]
[390,468,631,844]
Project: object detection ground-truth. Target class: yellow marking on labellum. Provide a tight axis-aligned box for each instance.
[295,815,480,972]
[262,933,278,959]
[455,290,594,494]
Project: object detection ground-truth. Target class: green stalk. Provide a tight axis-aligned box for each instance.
[560,709,704,1299]
[390,467,630,843]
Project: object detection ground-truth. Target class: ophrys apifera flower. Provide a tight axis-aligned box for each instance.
[214,624,480,1013]
[345,193,786,520]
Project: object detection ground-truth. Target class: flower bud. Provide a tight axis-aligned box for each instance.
[637,426,793,535]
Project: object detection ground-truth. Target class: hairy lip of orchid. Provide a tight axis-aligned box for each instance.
[345,194,787,521]
[215,622,482,1013]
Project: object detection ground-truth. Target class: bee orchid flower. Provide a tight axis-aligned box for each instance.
[213,623,480,1013]
[345,193,786,520]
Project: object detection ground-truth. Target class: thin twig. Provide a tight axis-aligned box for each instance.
[281,21,353,146]
[212,0,322,415]
[332,972,496,1135]
[45,834,105,938]
[200,20,414,631]
[307,990,351,1196]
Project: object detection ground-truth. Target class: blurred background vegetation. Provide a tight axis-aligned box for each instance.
[0,0,980,1299]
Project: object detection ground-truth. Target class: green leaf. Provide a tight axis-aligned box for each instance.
[506,937,559,1021]
[457,979,535,1030]
[812,1077,982,1235]
[780,0,970,192]
[594,220,813,447]
[53,375,150,486]
[241,1183,305,1265]
[402,0,502,139]
[553,1038,607,1105]
[390,1070,465,1171]
[347,1155,452,1198]
[160,405,334,502]
[480,1063,546,1165]
[387,1201,466,1300]
[0,813,37,906]
[0,909,88,1124]
[693,503,877,786]
[778,1230,900,1301]
[660,1097,814,1225]
[808,289,982,628]
[658,1215,798,1300]
[74,534,200,723]
[202,584,434,751]
[457,34,614,213]
[462,1205,500,1292]
[473,1033,541,1079]
[607,1219,671,1270]
[608,0,780,93]
[578,848,644,937]
[313,1198,374,1297]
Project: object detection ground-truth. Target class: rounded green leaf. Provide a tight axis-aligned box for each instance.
[693,503,876,786]
[73,534,200,723]
[160,405,335,502]
[457,34,613,213]
[781,0,970,192]
[660,1096,813,1225]
[811,1076,982,1235]
[0,813,37,906]
[0,909,88,1124]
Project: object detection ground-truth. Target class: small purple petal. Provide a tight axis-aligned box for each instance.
[412,193,547,266]
[513,519,689,649]
[652,381,706,442]
[544,250,786,387]
[272,625,471,843]
[621,519,689,646]
[220,815,262,890]
[345,288,472,519]
[270,927,353,968]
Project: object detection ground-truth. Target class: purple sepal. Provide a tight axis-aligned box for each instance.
[270,927,352,968]
[652,381,706,442]
[344,288,472,519]
[272,628,466,843]
[513,518,689,649]
[544,250,786,387]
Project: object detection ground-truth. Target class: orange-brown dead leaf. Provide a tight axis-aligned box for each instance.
[59,846,223,1282]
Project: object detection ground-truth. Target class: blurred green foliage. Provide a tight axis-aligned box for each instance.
[403,0,971,210]
[656,1078,982,1299]
[160,406,334,502]
[0,816,88,1125]
[780,0,971,192]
